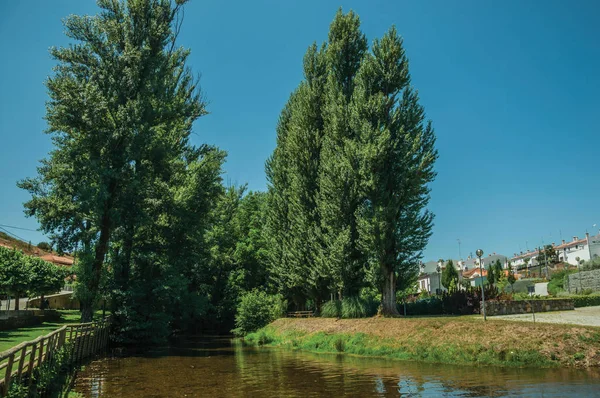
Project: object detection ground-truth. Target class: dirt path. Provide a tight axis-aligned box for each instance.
[493,306,600,327]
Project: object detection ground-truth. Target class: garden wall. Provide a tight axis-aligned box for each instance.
[0,310,60,331]
[29,292,80,310]
[567,269,600,294]
[483,299,574,316]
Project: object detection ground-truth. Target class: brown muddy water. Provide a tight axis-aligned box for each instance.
[72,336,600,397]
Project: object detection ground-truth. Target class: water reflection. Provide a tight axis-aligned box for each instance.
[73,336,600,397]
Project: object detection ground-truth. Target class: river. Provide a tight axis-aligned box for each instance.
[72,336,600,397]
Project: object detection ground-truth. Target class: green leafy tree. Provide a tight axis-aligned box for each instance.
[18,0,208,322]
[486,264,496,286]
[354,27,437,315]
[441,260,459,291]
[232,290,286,336]
[318,11,368,301]
[507,267,517,292]
[266,10,437,316]
[37,242,52,252]
[27,257,67,308]
[0,247,30,310]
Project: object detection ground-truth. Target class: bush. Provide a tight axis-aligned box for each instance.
[37,241,52,252]
[547,269,575,296]
[341,296,377,318]
[232,290,285,336]
[582,257,600,271]
[321,300,342,318]
[404,296,443,315]
[572,294,600,308]
[321,297,378,318]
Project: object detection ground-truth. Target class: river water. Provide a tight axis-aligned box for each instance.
[72,336,600,397]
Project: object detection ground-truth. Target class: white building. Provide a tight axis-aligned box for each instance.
[510,232,600,269]
[416,259,464,294]
[555,233,600,265]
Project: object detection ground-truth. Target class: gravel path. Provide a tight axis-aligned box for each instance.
[493,306,600,327]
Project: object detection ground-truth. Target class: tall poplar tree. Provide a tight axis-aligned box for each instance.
[318,11,368,299]
[19,0,209,322]
[355,28,437,315]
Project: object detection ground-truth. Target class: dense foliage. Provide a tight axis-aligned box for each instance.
[441,260,459,291]
[0,247,67,310]
[19,2,437,341]
[18,0,269,342]
[265,9,437,315]
[403,286,497,316]
[232,290,286,336]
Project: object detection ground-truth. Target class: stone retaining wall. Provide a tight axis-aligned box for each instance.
[0,310,60,331]
[567,269,600,294]
[29,292,80,310]
[482,299,574,316]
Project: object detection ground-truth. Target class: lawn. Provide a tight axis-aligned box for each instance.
[0,310,106,353]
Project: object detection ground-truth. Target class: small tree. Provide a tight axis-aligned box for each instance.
[37,242,52,252]
[27,257,67,309]
[507,268,516,292]
[0,247,31,310]
[486,264,496,286]
[493,259,503,283]
[232,290,286,336]
[441,259,459,291]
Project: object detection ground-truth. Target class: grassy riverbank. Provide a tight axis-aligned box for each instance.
[0,310,107,353]
[245,317,600,368]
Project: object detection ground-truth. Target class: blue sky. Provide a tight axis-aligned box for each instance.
[0,0,598,261]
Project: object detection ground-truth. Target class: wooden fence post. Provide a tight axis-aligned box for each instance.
[4,352,15,395]
[16,345,27,383]
[27,342,37,385]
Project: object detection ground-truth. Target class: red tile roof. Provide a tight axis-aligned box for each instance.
[40,254,74,266]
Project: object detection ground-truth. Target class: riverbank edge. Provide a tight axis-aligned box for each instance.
[244,317,600,369]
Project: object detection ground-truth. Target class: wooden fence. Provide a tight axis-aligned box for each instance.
[0,318,110,396]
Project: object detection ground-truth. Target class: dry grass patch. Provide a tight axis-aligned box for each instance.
[261,317,600,368]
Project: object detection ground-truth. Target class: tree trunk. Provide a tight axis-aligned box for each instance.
[14,292,20,311]
[380,268,399,316]
[81,180,116,323]
[80,300,93,323]
[39,294,45,310]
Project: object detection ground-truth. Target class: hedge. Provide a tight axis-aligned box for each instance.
[571,294,600,308]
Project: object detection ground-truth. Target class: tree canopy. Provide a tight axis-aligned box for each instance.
[265,9,437,315]
[441,260,459,291]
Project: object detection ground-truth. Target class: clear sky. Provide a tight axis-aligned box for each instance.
[0,0,598,262]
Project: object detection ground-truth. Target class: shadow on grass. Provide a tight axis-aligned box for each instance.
[0,310,92,352]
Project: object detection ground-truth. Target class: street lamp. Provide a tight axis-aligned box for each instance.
[576,256,583,293]
[437,259,443,295]
[476,249,486,321]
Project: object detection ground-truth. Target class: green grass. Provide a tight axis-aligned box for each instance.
[0,310,106,353]
[244,326,553,368]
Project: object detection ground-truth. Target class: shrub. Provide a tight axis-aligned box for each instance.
[547,269,575,296]
[334,336,345,352]
[341,296,377,318]
[37,241,52,252]
[321,300,342,318]
[232,290,285,336]
[571,294,600,308]
[582,257,600,271]
[404,296,443,315]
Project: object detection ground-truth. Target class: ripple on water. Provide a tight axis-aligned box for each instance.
[72,338,600,397]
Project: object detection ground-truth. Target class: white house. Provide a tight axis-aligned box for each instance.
[510,232,600,269]
[555,233,600,265]
[510,250,540,271]
[416,259,464,294]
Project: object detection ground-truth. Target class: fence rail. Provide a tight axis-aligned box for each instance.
[0,318,110,396]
